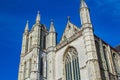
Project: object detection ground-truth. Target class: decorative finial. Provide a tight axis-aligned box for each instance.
[67,16,70,21]
[50,19,55,32]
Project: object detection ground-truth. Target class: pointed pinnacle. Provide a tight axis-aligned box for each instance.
[25,20,29,31]
[81,0,88,8]
[36,11,40,24]
[50,19,55,32]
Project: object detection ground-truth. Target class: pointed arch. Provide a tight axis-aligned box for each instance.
[63,46,81,80]
[63,46,78,61]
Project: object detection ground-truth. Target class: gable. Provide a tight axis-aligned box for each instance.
[60,21,80,43]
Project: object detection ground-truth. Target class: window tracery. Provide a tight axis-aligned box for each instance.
[64,47,80,80]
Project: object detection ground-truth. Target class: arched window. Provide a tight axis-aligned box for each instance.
[95,41,102,65]
[24,62,26,80]
[29,37,32,49]
[64,47,81,80]
[112,53,120,77]
[25,36,29,52]
[43,36,46,49]
[95,41,106,79]
[103,46,110,71]
[29,59,32,76]
[40,57,43,76]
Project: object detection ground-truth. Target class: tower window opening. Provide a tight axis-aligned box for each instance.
[24,62,26,79]
[29,36,32,49]
[40,57,43,76]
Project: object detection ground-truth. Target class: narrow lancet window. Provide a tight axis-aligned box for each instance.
[25,37,29,52]
[29,37,32,49]
[24,62,26,79]
[40,57,43,76]
[29,59,32,76]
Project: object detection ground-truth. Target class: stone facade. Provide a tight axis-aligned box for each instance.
[18,0,120,80]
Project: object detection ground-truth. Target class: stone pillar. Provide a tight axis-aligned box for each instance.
[47,48,55,80]
[46,20,56,80]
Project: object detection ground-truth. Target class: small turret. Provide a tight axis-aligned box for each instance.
[46,19,56,49]
[46,19,57,80]
[49,19,56,47]
[80,0,91,25]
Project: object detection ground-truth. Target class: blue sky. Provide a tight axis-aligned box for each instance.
[0,0,120,80]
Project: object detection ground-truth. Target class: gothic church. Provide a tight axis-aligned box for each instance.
[18,0,120,80]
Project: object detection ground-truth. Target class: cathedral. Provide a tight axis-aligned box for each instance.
[18,0,120,80]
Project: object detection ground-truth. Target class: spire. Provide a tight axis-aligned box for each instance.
[80,0,91,25]
[49,19,55,32]
[24,20,29,32]
[36,11,40,24]
[81,0,88,8]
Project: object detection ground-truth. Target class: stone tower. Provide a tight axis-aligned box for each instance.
[80,0,102,80]
[18,11,48,80]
